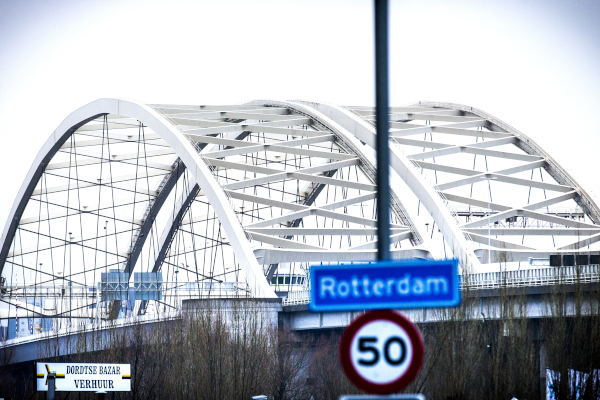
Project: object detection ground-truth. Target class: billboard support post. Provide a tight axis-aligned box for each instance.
[47,372,56,400]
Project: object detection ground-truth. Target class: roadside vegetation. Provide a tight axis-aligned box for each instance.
[0,270,598,400]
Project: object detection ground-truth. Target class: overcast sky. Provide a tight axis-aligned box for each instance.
[0,0,599,230]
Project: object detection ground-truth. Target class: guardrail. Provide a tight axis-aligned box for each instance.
[283,289,311,306]
[450,206,585,218]
[464,265,599,289]
[281,265,600,306]
[1,281,250,300]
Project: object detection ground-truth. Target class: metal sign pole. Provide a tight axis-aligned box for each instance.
[47,372,56,400]
[375,0,390,261]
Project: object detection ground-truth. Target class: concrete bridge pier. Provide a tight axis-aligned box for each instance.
[181,298,283,329]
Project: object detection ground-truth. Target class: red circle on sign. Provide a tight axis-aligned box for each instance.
[339,310,424,394]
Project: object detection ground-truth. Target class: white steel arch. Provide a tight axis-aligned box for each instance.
[147,99,429,298]
[332,101,600,269]
[0,98,275,308]
[2,98,600,326]
[280,100,478,271]
[142,100,429,316]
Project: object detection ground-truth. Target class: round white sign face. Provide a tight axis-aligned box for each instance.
[339,310,424,394]
[350,320,413,384]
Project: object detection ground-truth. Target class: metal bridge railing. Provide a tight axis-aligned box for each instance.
[1,281,251,302]
[464,265,599,290]
[281,266,600,306]
[282,289,311,306]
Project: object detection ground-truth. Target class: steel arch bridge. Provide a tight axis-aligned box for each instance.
[1,98,599,328]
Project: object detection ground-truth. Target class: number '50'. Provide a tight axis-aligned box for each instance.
[358,337,406,366]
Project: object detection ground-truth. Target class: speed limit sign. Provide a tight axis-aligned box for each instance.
[339,310,424,394]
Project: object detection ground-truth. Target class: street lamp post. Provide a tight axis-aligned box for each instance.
[57,271,63,330]
[99,221,108,322]
[174,270,179,310]
[69,232,73,326]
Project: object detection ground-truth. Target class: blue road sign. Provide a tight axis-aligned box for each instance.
[309,259,460,312]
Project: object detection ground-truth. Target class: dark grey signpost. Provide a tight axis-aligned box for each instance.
[47,372,56,400]
[317,2,461,399]
[375,0,390,262]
